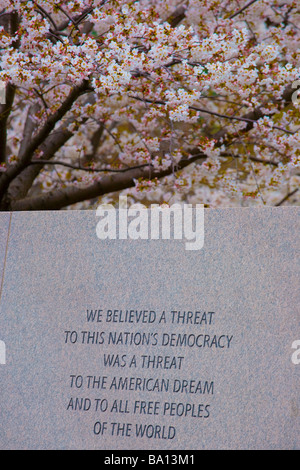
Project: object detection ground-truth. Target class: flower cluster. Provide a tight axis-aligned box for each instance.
[0,0,299,209]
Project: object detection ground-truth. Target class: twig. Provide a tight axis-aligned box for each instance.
[29,160,153,173]
[56,5,78,28]
[275,188,299,206]
[33,2,58,31]
[229,0,259,20]
[129,94,296,133]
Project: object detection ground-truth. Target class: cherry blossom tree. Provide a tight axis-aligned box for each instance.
[0,0,299,211]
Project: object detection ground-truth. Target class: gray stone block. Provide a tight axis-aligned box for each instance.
[0,208,299,449]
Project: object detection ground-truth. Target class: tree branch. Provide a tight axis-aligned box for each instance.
[129,93,296,135]
[10,81,296,210]
[275,188,299,206]
[4,103,41,200]
[28,160,153,173]
[0,80,91,204]
[228,0,259,20]
[213,84,296,142]
[33,2,58,31]
[11,153,206,211]
[0,10,19,164]
[166,6,186,28]
[0,83,16,164]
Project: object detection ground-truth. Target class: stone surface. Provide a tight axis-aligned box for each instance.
[0,208,299,450]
